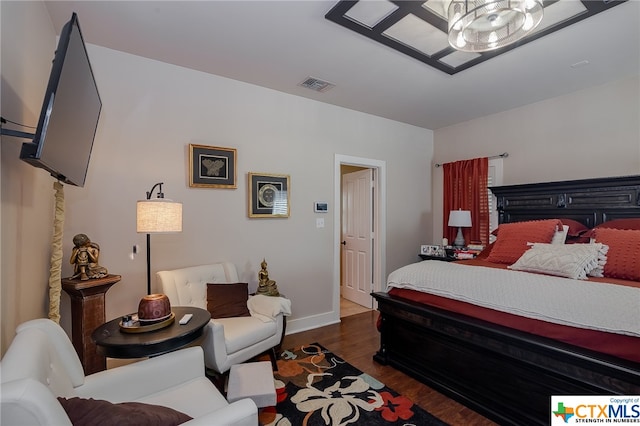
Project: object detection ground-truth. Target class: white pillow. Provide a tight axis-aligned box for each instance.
[509,243,608,280]
[550,225,570,244]
[586,243,609,278]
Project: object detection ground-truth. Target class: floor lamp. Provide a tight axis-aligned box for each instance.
[136,182,182,295]
[448,209,472,248]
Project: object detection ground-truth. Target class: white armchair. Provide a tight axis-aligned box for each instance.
[0,318,258,425]
[157,262,291,374]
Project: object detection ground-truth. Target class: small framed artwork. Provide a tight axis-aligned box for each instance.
[421,244,444,256]
[189,144,237,189]
[248,172,290,218]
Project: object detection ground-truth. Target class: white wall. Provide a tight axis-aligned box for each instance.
[431,75,640,242]
[1,1,434,353]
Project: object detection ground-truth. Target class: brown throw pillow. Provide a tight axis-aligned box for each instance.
[206,283,251,318]
[57,397,192,426]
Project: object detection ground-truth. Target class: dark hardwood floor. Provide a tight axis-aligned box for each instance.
[280,310,497,426]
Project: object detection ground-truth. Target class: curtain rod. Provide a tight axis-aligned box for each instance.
[434,152,508,168]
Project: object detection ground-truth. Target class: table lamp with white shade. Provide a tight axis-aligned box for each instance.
[448,209,472,247]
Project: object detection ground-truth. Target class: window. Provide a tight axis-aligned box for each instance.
[488,158,504,240]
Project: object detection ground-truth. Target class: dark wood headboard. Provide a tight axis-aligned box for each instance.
[490,175,640,227]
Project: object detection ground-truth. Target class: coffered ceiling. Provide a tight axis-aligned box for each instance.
[42,1,640,130]
[326,0,627,74]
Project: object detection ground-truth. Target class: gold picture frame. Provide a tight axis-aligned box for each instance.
[248,173,290,218]
[189,144,237,189]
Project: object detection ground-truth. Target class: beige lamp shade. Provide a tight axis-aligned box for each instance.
[136,199,182,233]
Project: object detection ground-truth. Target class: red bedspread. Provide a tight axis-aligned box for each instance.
[387,259,640,364]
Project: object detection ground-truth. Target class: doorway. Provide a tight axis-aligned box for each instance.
[333,155,386,319]
[341,167,373,308]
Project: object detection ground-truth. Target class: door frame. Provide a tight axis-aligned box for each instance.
[334,154,386,319]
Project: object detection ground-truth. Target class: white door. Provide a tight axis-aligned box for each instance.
[341,168,373,308]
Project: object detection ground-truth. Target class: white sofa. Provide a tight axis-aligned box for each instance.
[0,318,258,425]
[157,262,291,374]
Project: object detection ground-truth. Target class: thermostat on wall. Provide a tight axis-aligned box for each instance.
[314,201,328,213]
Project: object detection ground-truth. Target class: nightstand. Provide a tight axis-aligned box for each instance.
[419,254,457,261]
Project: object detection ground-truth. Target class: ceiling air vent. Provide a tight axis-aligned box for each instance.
[298,77,335,93]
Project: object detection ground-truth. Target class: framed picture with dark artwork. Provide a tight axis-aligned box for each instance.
[248,173,290,218]
[189,144,237,189]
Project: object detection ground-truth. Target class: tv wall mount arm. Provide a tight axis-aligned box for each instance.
[0,117,35,140]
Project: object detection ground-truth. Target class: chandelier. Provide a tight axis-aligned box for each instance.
[446,0,544,52]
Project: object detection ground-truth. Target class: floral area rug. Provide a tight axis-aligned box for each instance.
[258,343,448,426]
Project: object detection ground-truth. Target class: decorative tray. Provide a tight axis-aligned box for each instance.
[119,312,175,333]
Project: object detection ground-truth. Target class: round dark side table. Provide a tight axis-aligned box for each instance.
[92,306,210,359]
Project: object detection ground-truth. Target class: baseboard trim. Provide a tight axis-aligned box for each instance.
[285,310,340,336]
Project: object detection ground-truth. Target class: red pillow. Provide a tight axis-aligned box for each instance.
[492,218,588,238]
[474,242,495,260]
[595,218,640,230]
[592,228,640,281]
[559,219,591,244]
[583,218,640,239]
[559,219,590,237]
[486,219,562,265]
[206,283,251,318]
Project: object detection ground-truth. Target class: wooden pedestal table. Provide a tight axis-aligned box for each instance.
[61,274,121,375]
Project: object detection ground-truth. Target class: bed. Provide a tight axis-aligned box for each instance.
[372,175,640,426]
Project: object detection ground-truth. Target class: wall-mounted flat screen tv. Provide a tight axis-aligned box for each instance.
[19,12,101,188]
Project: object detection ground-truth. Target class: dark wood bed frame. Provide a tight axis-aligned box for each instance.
[372,175,640,426]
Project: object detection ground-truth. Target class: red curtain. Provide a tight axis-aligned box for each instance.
[443,157,489,246]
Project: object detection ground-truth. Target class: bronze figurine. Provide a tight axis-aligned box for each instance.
[69,234,108,280]
[256,259,280,296]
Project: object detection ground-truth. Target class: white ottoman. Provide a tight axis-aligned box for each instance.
[227,361,276,408]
